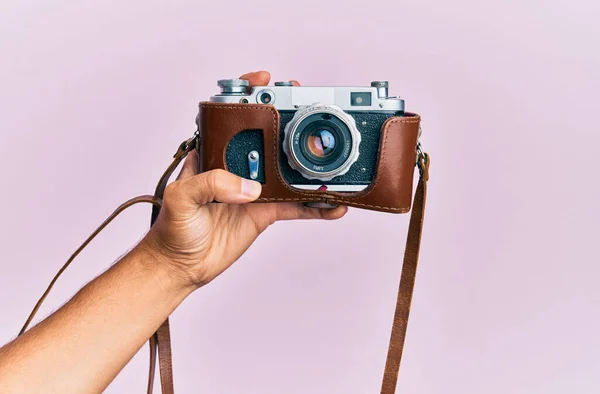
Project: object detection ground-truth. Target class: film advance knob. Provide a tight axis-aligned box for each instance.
[370,80,389,88]
[274,81,295,86]
[217,79,250,94]
[371,81,389,98]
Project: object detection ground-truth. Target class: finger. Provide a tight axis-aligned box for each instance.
[319,205,348,220]
[239,70,271,87]
[179,169,262,205]
[290,80,301,86]
[273,202,348,222]
[176,150,199,180]
[246,202,347,233]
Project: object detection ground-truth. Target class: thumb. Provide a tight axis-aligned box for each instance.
[179,169,262,205]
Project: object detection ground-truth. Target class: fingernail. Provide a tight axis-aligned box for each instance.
[241,178,262,198]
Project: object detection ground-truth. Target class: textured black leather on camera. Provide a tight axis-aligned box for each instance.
[18,132,429,394]
[223,111,391,187]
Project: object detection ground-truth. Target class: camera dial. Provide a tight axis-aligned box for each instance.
[217,79,249,95]
[370,81,389,98]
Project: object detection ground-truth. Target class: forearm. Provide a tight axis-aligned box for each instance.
[0,240,195,393]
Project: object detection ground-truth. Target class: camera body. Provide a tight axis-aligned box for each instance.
[208,79,405,192]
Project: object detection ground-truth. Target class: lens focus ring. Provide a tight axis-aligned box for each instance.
[282,103,361,181]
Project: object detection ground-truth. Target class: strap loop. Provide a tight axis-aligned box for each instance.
[174,131,200,159]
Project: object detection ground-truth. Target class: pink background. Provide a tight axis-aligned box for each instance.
[1,1,599,393]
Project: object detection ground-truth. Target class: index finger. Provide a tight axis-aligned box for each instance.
[239,71,271,87]
[239,71,302,87]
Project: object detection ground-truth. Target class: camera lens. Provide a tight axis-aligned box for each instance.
[301,126,343,166]
[282,103,361,182]
[306,129,336,158]
[291,113,352,173]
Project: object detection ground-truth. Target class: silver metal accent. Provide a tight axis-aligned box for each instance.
[217,79,249,95]
[370,81,389,88]
[282,103,361,182]
[304,202,339,209]
[178,129,201,155]
[210,82,403,112]
[370,81,389,98]
[416,126,424,165]
[275,81,294,86]
[361,121,367,126]
[292,184,368,192]
[248,150,260,180]
[416,141,427,167]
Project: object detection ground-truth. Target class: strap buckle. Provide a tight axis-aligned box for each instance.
[174,130,200,159]
[416,126,426,165]
[416,125,430,180]
[416,141,424,162]
[416,141,430,181]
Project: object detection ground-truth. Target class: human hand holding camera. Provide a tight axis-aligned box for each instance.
[141,70,348,291]
[1,68,422,394]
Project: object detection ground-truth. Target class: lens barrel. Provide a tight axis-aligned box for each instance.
[282,104,361,181]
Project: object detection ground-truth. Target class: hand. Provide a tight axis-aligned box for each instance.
[141,71,348,290]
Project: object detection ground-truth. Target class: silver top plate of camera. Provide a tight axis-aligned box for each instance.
[210,79,404,112]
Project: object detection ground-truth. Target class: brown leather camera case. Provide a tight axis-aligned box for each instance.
[196,102,421,213]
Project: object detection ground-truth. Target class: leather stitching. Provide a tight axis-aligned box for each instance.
[199,104,323,198]
[258,197,410,212]
[199,103,419,211]
[339,117,419,202]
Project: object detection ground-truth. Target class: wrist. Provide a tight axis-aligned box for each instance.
[130,235,199,298]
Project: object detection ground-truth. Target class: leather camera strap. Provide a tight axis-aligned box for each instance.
[379,152,429,394]
[146,135,199,394]
[16,195,163,337]
[150,149,430,394]
[17,134,197,394]
[18,131,429,394]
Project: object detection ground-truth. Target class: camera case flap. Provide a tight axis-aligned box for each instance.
[197,101,420,213]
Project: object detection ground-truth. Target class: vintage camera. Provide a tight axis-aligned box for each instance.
[208,79,405,192]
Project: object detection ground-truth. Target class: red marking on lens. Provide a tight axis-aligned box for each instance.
[317,185,328,191]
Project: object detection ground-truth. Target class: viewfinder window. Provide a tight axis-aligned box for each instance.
[350,92,372,106]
